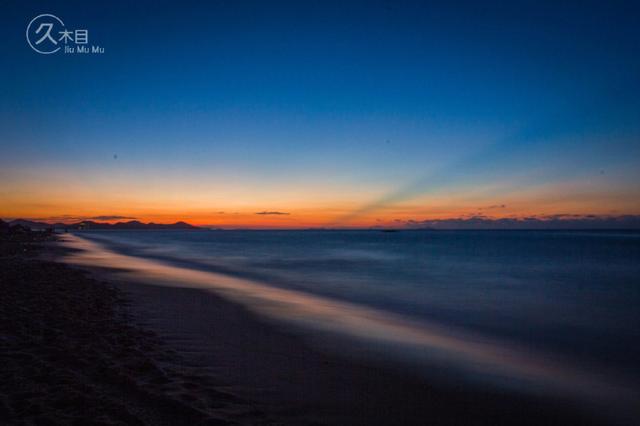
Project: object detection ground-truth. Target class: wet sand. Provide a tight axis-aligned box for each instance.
[113,279,609,426]
[0,236,270,425]
[0,236,612,425]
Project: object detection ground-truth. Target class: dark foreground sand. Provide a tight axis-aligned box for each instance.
[0,235,269,425]
[0,235,609,425]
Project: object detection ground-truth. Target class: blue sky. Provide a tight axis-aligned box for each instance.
[1,0,639,226]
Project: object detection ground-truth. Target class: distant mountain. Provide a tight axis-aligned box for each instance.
[6,219,200,230]
[7,219,54,230]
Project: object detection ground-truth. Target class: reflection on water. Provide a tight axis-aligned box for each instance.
[60,232,640,418]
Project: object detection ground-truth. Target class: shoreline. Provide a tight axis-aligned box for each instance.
[0,235,614,425]
[0,235,271,425]
[57,236,614,425]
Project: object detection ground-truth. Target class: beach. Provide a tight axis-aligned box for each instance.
[0,232,617,425]
[0,233,270,425]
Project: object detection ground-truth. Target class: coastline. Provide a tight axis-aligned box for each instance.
[0,235,270,425]
[1,235,613,425]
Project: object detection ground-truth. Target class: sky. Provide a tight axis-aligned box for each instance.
[1,0,639,228]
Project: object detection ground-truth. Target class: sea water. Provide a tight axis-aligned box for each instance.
[65,229,640,412]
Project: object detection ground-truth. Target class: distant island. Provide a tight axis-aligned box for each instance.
[4,219,201,231]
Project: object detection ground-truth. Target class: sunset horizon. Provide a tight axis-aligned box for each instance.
[3,2,639,231]
[4,212,640,230]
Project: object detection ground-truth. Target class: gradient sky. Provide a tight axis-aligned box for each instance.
[1,0,639,228]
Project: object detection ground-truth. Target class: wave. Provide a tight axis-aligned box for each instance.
[59,233,639,419]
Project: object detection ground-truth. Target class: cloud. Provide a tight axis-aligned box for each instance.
[255,211,290,215]
[478,204,506,210]
[32,215,85,222]
[394,215,640,230]
[89,215,137,221]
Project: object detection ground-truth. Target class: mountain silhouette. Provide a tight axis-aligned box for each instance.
[6,219,200,231]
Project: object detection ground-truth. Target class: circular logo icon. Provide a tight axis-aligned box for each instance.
[26,14,65,54]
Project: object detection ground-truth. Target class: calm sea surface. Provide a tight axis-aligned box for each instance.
[71,229,640,409]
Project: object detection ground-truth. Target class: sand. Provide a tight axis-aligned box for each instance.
[0,235,610,425]
[0,235,270,425]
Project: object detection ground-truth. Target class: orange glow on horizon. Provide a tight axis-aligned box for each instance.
[2,167,639,228]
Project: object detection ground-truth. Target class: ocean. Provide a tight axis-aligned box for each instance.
[63,229,640,414]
